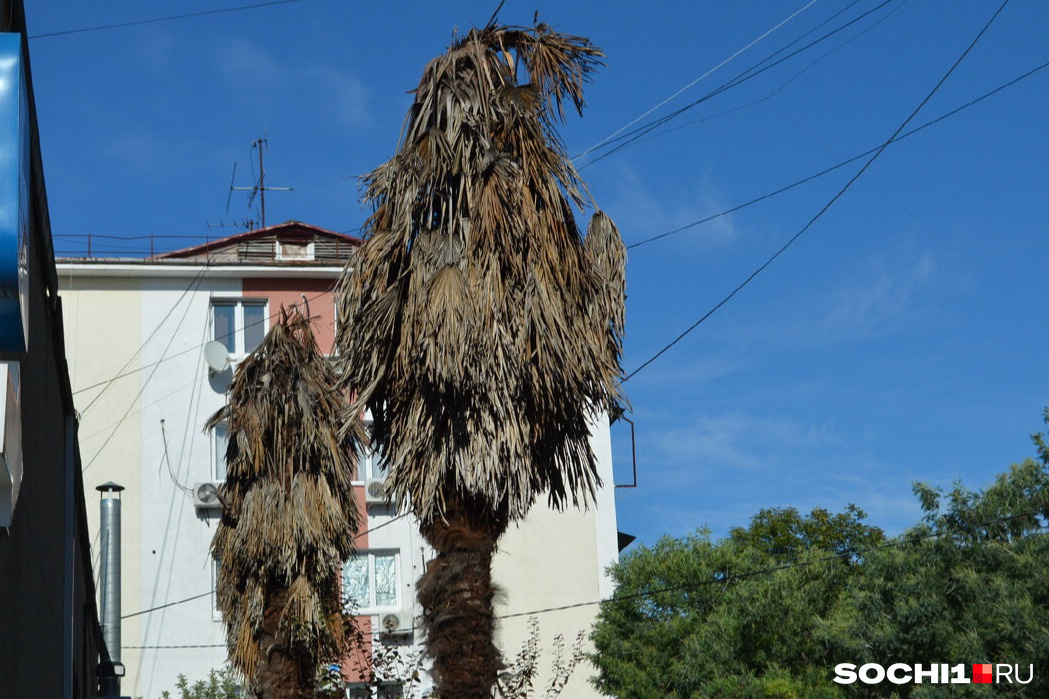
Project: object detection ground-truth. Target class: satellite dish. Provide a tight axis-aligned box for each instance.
[203,341,231,373]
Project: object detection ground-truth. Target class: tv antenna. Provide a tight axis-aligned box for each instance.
[227,137,293,229]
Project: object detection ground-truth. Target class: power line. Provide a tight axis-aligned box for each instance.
[83,263,212,472]
[575,0,822,161]
[622,0,1012,383]
[79,262,211,416]
[29,0,304,40]
[624,55,1049,251]
[624,0,905,155]
[72,284,335,397]
[124,506,1049,630]
[119,513,413,620]
[498,508,1048,621]
[576,0,900,169]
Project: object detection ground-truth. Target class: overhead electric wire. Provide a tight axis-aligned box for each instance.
[78,262,211,416]
[624,55,1049,252]
[29,0,304,40]
[498,507,1049,621]
[627,0,907,154]
[120,512,413,620]
[623,0,1013,383]
[575,0,823,161]
[72,285,334,397]
[121,507,1047,634]
[83,263,213,472]
[577,0,900,169]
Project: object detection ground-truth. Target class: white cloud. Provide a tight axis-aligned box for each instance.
[606,164,741,250]
[217,39,369,127]
[645,410,841,491]
[817,248,938,344]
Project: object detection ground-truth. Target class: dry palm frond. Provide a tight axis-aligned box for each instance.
[335,22,627,526]
[208,307,365,693]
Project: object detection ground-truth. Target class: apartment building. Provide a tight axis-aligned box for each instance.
[59,220,619,698]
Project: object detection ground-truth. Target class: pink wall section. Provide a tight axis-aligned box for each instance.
[242,277,339,354]
[241,276,373,679]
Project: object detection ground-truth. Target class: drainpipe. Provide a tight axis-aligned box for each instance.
[96,481,126,697]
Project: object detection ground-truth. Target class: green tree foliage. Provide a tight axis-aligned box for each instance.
[160,666,241,699]
[591,418,1049,698]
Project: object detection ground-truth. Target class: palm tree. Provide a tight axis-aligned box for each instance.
[208,307,366,698]
[335,21,626,699]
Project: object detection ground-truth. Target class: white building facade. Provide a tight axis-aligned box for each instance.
[59,221,620,698]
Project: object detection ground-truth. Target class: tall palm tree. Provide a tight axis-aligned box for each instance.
[335,21,626,699]
[208,307,366,698]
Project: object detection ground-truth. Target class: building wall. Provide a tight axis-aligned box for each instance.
[492,413,619,699]
[0,200,102,698]
[59,262,620,698]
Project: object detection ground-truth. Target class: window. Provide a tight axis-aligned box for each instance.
[343,551,399,612]
[357,443,385,482]
[211,557,222,620]
[356,418,385,482]
[212,422,229,481]
[212,299,268,356]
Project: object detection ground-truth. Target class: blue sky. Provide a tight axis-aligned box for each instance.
[25,0,1049,546]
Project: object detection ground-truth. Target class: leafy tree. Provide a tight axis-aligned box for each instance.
[160,666,241,699]
[591,418,1049,697]
[335,19,625,699]
[208,308,365,697]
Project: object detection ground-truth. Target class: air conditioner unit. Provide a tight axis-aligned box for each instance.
[193,482,222,509]
[379,612,412,637]
[364,478,389,505]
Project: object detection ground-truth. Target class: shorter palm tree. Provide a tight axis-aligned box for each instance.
[208,307,366,698]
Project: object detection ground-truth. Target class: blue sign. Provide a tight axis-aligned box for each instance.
[0,34,28,354]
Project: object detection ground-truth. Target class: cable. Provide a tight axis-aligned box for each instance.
[161,419,194,496]
[120,506,1049,636]
[79,377,199,443]
[575,0,822,161]
[79,261,211,416]
[72,284,335,397]
[121,591,214,620]
[625,0,906,155]
[577,0,900,169]
[29,0,304,40]
[125,643,226,649]
[622,0,1012,383]
[119,513,413,620]
[83,263,212,473]
[625,56,1049,251]
[497,507,1048,621]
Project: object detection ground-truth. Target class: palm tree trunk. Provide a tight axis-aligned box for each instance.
[255,589,309,698]
[417,493,508,698]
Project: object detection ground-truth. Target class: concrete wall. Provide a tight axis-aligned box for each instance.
[492,414,619,699]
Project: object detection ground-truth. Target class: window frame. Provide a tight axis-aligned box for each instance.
[211,557,222,621]
[211,421,229,482]
[353,417,385,483]
[210,297,269,358]
[342,550,401,614]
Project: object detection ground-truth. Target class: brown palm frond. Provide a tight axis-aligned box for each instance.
[335,22,626,525]
[208,308,366,692]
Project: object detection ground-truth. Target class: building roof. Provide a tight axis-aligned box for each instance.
[153,220,362,264]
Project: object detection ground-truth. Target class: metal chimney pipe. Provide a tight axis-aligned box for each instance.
[97,481,125,697]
